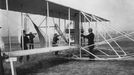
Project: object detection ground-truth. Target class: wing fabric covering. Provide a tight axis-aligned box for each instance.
[33,22,46,47]
[28,16,46,48]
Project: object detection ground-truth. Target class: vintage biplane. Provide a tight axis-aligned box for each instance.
[0,0,134,75]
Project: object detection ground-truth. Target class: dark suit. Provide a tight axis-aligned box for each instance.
[28,33,35,49]
[0,50,4,75]
[82,32,95,58]
[52,35,59,55]
[19,35,29,62]
[20,35,29,49]
[0,50,8,75]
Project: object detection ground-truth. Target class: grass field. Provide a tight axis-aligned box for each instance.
[4,53,134,75]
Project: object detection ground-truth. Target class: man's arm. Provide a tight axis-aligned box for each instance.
[1,53,9,60]
[81,34,88,38]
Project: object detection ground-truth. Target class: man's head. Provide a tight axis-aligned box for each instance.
[54,33,57,35]
[54,33,59,37]
[30,32,32,34]
[0,38,4,51]
[23,30,26,35]
[88,28,93,33]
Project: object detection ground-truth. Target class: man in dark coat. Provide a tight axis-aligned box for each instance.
[28,32,35,49]
[52,33,59,55]
[19,30,29,62]
[81,28,95,59]
[0,49,5,75]
[0,50,9,75]
[0,27,8,75]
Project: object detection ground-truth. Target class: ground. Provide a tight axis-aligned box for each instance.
[3,53,134,75]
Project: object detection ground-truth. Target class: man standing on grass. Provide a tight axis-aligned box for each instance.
[81,28,95,59]
[28,32,35,49]
[52,33,60,55]
[0,27,8,75]
[0,37,5,75]
[19,30,30,62]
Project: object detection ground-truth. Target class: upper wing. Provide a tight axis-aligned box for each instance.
[0,0,109,22]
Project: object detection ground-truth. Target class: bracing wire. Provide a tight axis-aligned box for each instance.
[98,31,121,58]
[106,24,134,42]
[102,25,127,56]
[81,47,101,59]
[38,17,46,27]
[91,14,121,58]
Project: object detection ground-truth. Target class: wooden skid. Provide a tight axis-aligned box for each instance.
[65,56,134,61]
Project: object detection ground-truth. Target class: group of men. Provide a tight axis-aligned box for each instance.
[19,30,35,62]
[20,27,95,60]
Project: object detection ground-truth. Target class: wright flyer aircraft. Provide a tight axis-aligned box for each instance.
[0,0,134,75]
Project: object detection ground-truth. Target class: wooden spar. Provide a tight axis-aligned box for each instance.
[79,12,82,58]
[6,0,16,75]
[68,8,71,46]
[47,1,51,47]
[6,0,12,52]
[5,46,77,57]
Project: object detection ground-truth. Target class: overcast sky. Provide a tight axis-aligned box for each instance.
[49,0,134,31]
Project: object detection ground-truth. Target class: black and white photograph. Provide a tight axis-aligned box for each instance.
[0,0,134,75]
